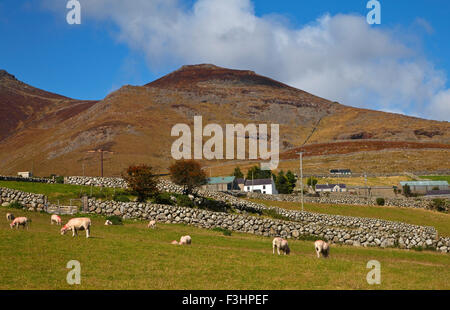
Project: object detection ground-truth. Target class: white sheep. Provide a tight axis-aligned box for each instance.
[272,237,290,255]
[314,240,330,258]
[179,235,192,245]
[147,220,156,229]
[51,214,62,225]
[61,218,91,238]
[10,217,30,229]
[104,220,113,226]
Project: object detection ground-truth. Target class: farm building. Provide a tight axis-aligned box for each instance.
[201,176,237,192]
[426,190,450,198]
[399,181,449,195]
[17,171,33,178]
[316,184,347,193]
[329,169,352,175]
[235,178,246,191]
[244,178,278,195]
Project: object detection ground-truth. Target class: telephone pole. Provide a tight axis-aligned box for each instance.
[297,152,304,211]
[86,149,114,177]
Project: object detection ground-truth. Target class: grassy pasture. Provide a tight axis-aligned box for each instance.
[0,181,130,206]
[419,175,450,183]
[249,199,450,236]
[0,208,449,290]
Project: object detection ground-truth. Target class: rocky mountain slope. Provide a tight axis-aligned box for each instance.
[0,64,448,176]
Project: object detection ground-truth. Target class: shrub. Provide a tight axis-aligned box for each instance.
[122,165,159,202]
[105,215,123,225]
[154,192,175,205]
[169,160,208,194]
[113,194,130,203]
[197,197,231,213]
[212,227,232,236]
[92,192,106,199]
[55,176,64,184]
[8,201,25,209]
[262,209,290,221]
[176,195,195,208]
[428,199,448,213]
[376,198,385,206]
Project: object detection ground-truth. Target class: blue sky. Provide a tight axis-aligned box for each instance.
[0,0,449,120]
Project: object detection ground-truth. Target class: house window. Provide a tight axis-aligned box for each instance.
[263,191,266,194]
[263,185,266,189]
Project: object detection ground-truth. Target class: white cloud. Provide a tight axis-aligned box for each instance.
[43,0,449,121]
[428,90,450,121]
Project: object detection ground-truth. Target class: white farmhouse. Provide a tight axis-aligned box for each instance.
[17,171,33,178]
[315,184,347,193]
[244,178,278,195]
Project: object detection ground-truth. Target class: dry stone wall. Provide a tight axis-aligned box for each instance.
[84,197,449,253]
[62,176,442,210]
[2,179,449,253]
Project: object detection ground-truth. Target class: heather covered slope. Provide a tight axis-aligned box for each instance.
[0,65,448,176]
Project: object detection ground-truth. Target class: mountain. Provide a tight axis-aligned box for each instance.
[0,65,448,177]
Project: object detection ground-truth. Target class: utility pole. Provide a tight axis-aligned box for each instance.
[86,149,114,177]
[297,152,304,211]
[252,170,254,193]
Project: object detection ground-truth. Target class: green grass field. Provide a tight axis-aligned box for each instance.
[0,181,130,206]
[419,175,450,183]
[1,208,449,290]
[249,199,450,236]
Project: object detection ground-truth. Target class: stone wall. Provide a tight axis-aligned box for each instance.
[85,197,449,253]
[246,192,444,209]
[0,187,77,214]
[64,176,127,188]
[1,185,449,252]
[0,175,55,184]
[61,176,445,210]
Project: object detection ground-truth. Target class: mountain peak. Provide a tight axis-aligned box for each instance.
[0,70,17,81]
[145,64,291,90]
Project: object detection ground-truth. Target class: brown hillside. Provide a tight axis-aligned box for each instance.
[0,65,448,177]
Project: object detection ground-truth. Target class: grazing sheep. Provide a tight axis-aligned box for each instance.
[171,240,179,245]
[61,218,91,238]
[147,220,156,229]
[51,214,62,225]
[179,235,192,245]
[6,213,14,221]
[314,240,330,258]
[104,220,113,226]
[10,217,30,230]
[272,237,290,255]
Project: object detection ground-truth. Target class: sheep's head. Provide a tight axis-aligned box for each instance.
[60,225,69,235]
[285,245,291,255]
[9,222,14,229]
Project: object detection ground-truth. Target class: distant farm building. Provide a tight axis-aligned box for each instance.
[201,176,237,192]
[330,169,352,175]
[316,184,347,193]
[399,181,449,195]
[235,178,246,191]
[17,171,33,178]
[244,178,278,195]
[426,190,450,198]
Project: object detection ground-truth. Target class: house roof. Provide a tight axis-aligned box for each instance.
[245,178,273,186]
[400,181,448,186]
[207,176,235,185]
[316,184,346,189]
[235,178,245,184]
[426,190,450,196]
